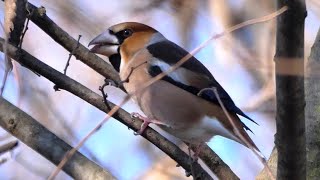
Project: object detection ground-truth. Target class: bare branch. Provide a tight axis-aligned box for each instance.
[0,97,115,180]
[63,35,81,75]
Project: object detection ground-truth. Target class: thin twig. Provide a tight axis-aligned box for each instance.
[49,6,288,179]
[64,35,82,75]
[18,5,33,49]
[99,79,117,109]
[119,61,148,85]
[99,61,147,108]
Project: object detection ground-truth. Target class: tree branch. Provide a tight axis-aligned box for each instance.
[274,1,306,179]
[0,97,115,180]
[0,38,219,180]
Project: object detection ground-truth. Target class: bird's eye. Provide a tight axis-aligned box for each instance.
[122,29,133,37]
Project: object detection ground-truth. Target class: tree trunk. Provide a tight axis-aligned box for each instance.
[274,0,306,179]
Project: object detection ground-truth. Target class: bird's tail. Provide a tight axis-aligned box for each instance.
[234,116,265,159]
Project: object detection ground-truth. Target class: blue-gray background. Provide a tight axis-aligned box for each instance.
[0,0,319,179]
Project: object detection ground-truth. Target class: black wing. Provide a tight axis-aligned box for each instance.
[147,40,257,126]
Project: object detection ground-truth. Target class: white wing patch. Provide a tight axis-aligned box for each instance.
[150,59,191,86]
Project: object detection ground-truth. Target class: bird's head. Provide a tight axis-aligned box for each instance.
[89,22,160,71]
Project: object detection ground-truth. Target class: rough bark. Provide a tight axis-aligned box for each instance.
[305,27,320,179]
[0,97,115,180]
[274,0,306,179]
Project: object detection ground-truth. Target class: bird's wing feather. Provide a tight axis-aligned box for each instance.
[146,40,257,128]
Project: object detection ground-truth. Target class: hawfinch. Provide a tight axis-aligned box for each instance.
[89,22,260,153]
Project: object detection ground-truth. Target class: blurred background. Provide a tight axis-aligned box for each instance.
[0,0,319,179]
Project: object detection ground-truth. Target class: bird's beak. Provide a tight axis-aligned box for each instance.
[88,30,119,57]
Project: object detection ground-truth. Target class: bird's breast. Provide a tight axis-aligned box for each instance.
[118,50,236,144]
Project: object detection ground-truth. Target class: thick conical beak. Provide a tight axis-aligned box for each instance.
[88,30,119,57]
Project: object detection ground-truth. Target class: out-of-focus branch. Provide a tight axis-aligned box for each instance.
[274,1,306,179]
[1,0,26,95]
[23,2,237,179]
[0,140,18,155]
[305,27,320,179]
[5,0,27,46]
[1,0,27,96]
[0,38,216,180]
[0,97,115,180]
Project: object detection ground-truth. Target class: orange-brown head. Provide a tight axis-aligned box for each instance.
[89,22,160,71]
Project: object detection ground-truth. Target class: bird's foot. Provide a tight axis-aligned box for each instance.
[131,112,165,135]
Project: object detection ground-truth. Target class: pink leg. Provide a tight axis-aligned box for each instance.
[131,112,166,135]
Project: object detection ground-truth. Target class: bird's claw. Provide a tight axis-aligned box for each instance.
[131,112,151,135]
[130,112,168,135]
[130,112,142,119]
[130,112,137,118]
[133,121,150,135]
